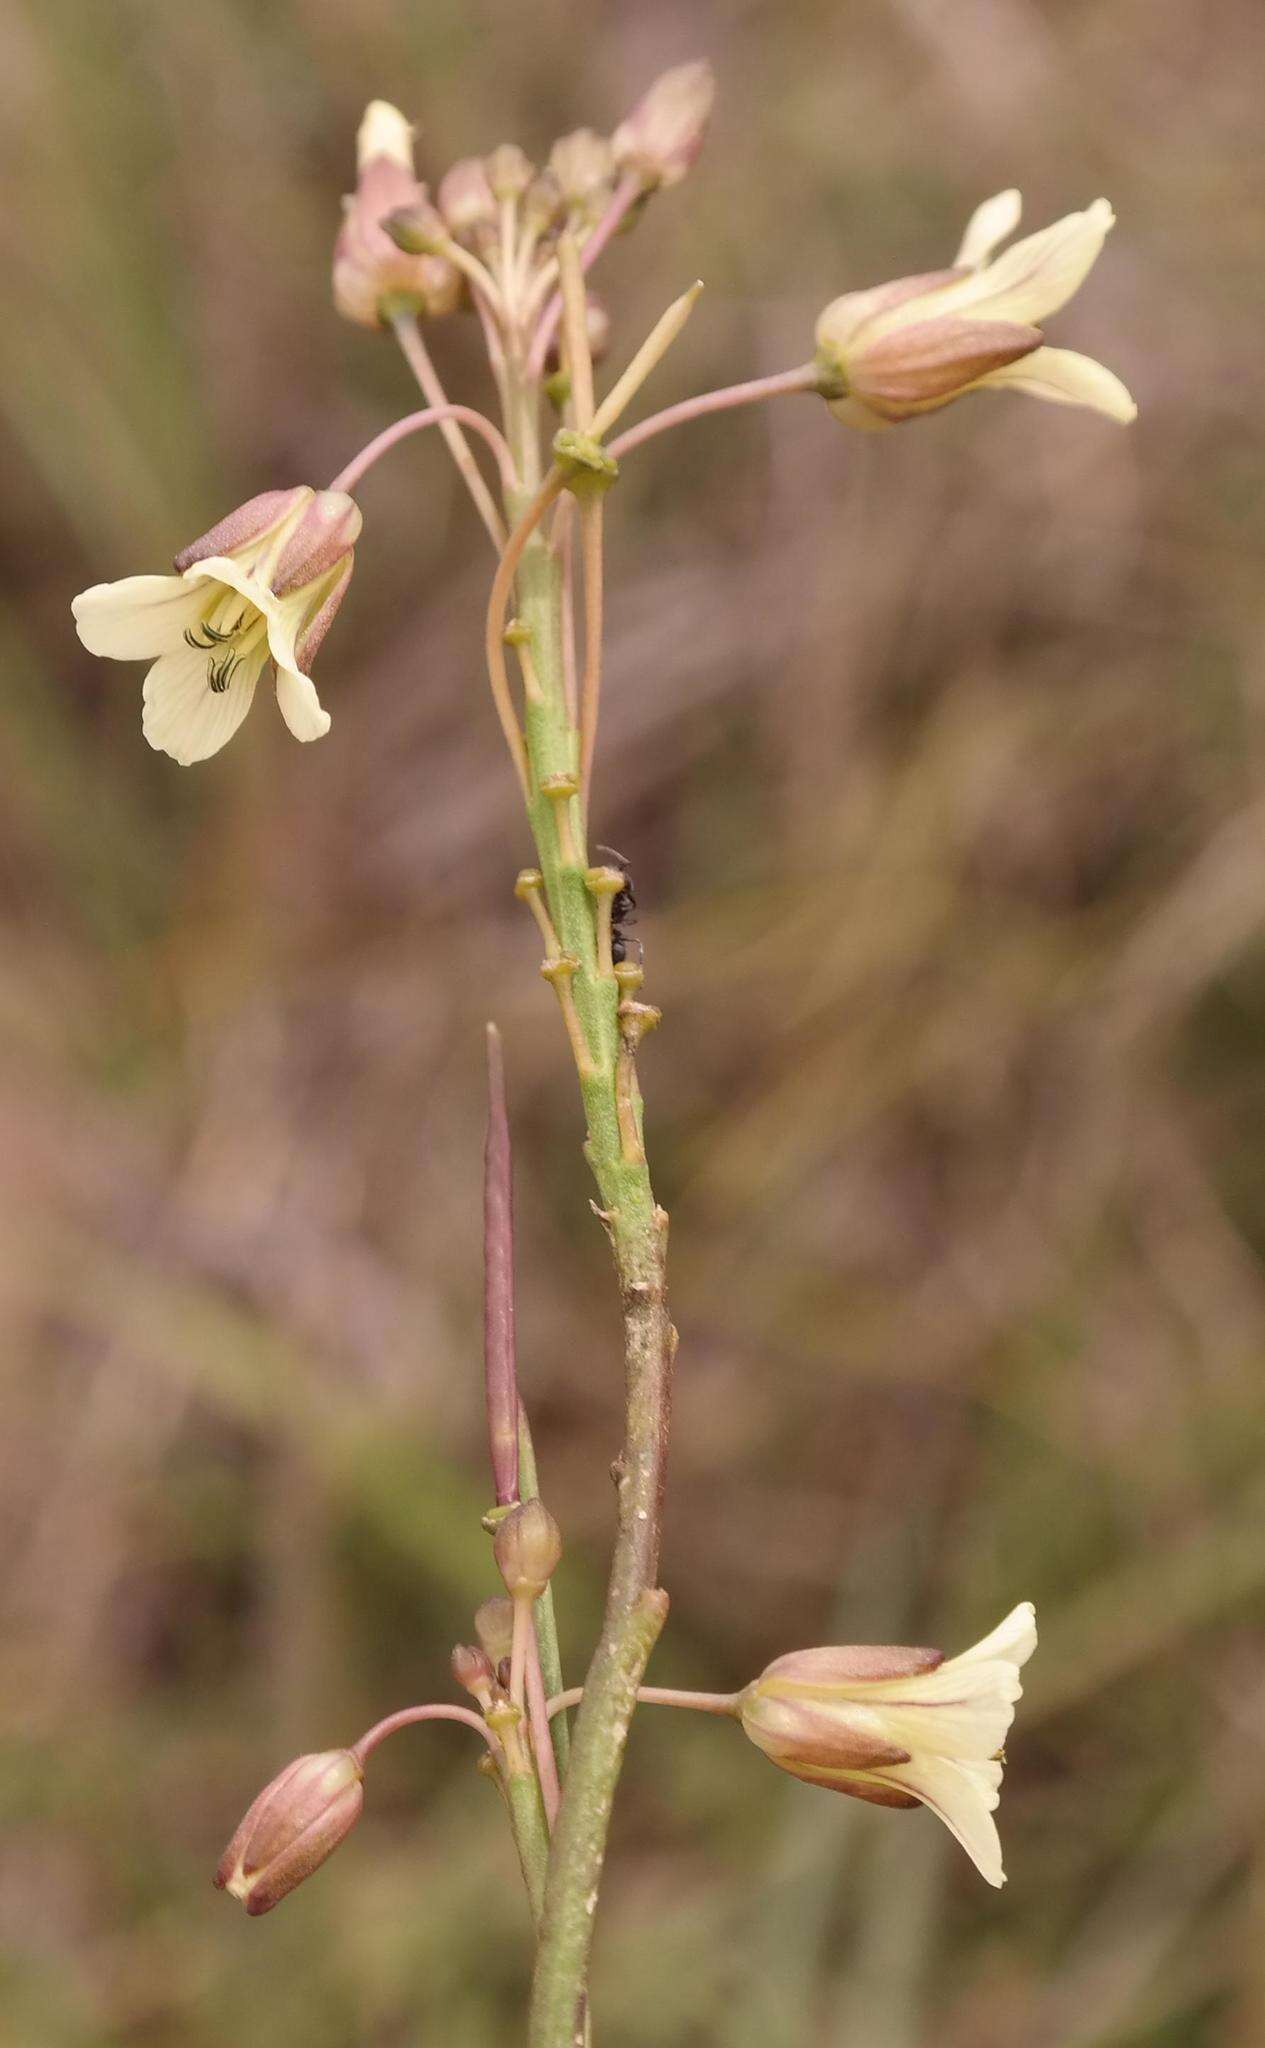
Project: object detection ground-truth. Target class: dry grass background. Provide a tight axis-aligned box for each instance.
[3,0,1264,2042]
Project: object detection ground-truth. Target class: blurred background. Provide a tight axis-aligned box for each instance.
[4,0,1263,2041]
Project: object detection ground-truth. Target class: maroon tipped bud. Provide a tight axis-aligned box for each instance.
[612,61,715,192]
[214,1751,363,1916]
[452,1642,497,1707]
[493,1500,563,1599]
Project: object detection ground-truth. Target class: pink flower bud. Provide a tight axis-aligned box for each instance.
[214,1750,363,1915]
[493,1500,562,1599]
[333,100,459,330]
[451,1642,497,1707]
[612,61,715,191]
[549,128,615,214]
[485,145,533,202]
[438,156,497,241]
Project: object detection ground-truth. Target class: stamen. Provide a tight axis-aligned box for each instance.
[207,650,241,694]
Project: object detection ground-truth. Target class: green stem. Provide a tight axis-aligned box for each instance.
[503,503,677,2048]
[506,1764,551,1924]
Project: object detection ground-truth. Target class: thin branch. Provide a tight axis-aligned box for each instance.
[557,232,595,430]
[547,1686,740,1720]
[328,403,516,500]
[526,171,642,382]
[391,312,509,549]
[526,1628,562,1826]
[484,469,566,801]
[607,364,819,460]
[350,1702,501,1766]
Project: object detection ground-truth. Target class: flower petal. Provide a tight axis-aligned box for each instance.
[885,1754,1007,1886]
[827,394,892,433]
[142,645,262,765]
[266,594,331,743]
[978,346,1137,422]
[943,1602,1037,1673]
[930,200,1117,328]
[72,575,211,660]
[273,663,331,743]
[954,188,1022,269]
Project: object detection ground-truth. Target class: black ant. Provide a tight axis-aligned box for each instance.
[597,845,638,966]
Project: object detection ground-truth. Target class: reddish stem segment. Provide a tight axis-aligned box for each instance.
[606,364,818,460]
[351,1702,501,1765]
[546,1685,740,1721]
[328,404,517,499]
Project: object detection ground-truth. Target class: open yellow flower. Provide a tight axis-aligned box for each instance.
[72,486,360,765]
[816,193,1135,429]
[740,1601,1037,1885]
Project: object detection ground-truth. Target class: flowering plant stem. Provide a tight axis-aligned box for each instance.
[495,442,676,2039]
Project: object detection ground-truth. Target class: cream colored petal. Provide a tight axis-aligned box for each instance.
[266,596,331,743]
[183,555,274,624]
[943,1602,1038,1673]
[142,645,262,765]
[978,346,1137,422]
[954,188,1022,268]
[901,200,1116,330]
[826,394,892,433]
[855,1686,1018,1764]
[885,1755,1007,1886]
[72,575,211,660]
[273,663,331,743]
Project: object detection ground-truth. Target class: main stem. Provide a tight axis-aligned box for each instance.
[499,442,676,2044]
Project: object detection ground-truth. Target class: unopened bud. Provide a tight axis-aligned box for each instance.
[474,1595,517,1664]
[612,61,715,192]
[452,1642,497,1708]
[214,1750,363,1915]
[381,196,449,258]
[486,143,533,201]
[523,170,564,237]
[493,1499,562,1599]
[438,155,497,240]
[357,99,416,173]
[549,128,615,215]
[333,101,459,330]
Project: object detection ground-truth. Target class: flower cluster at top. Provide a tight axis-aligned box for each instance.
[334,66,715,382]
[70,61,1135,768]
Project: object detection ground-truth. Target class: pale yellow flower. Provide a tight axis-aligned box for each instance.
[740,1601,1037,1885]
[72,487,360,765]
[816,193,1135,429]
